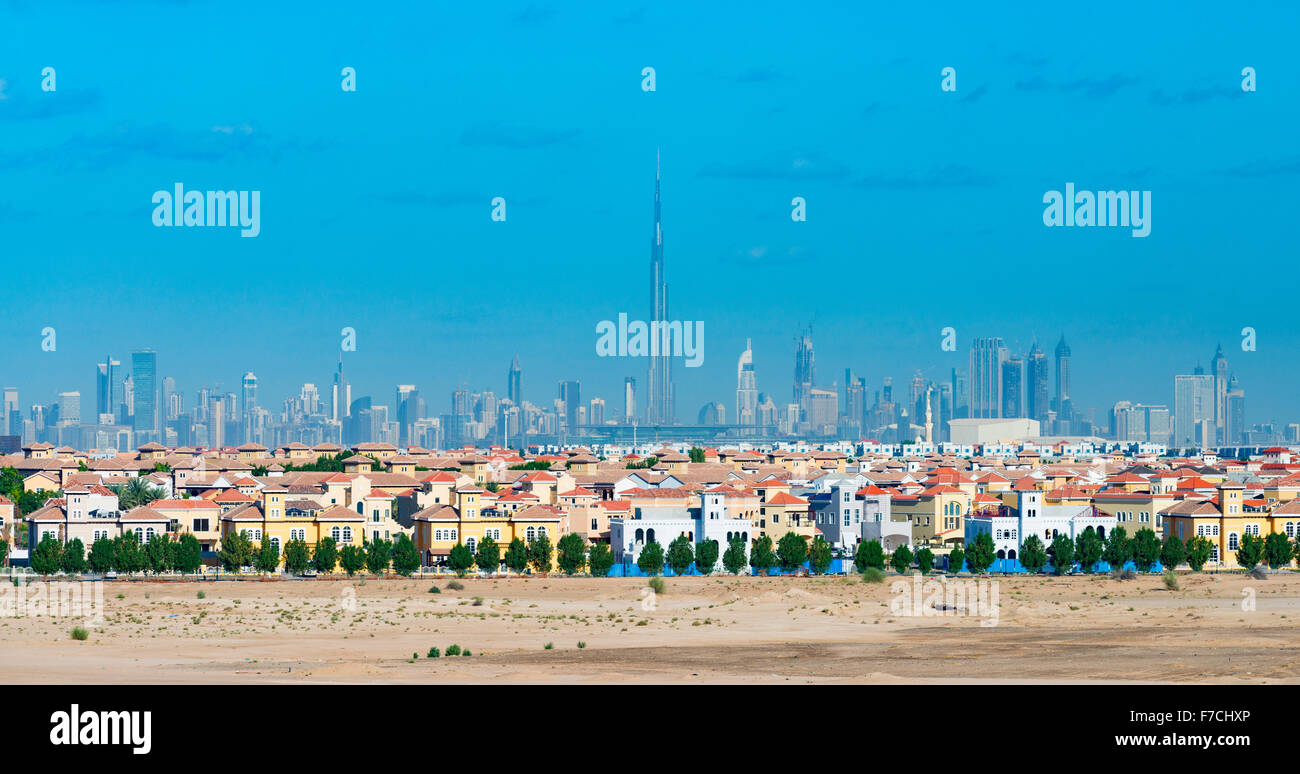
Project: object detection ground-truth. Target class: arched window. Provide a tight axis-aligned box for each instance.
[271,537,281,553]
[1286,522,1296,538]
[145,527,155,541]
[1228,533,1239,551]
[331,526,341,541]
[1007,549,1017,560]
[538,526,547,537]
[466,537,477,553]
[647,528,656,544]
[527,526,536,541]
[342,526,353,543]
[996,549,1006,559]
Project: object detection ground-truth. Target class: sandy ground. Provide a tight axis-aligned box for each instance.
[1,571,1297,684]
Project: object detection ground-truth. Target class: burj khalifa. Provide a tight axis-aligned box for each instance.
[645,151,675,425]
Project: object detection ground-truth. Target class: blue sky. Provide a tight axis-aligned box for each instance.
[1,1,1297,426]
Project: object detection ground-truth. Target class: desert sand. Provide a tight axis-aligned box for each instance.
[2,571,1297,684]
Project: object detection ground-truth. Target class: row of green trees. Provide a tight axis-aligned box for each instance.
[217,533,425,577]
[849,526,1300,578]
[29,532,205,576]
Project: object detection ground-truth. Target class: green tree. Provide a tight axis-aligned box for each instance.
[283,539,311,575]
[176,533,203,573]
[527,534,553,573]
[472,536,499,575]
[665,535,695,575]
[1019,534,1048,574]
[60,537,87,574]
[965,533,996,574]
[915,547,934,574]
[588,542,614,577]
[364,538,392,575]
[695,539,719,575]
[503,538,529,574]
[30,534,63,575]
[0,538,8,567]
[255,536,281,574]
[218,530,254,573]
[637,540,665,575]
[1131,528,1161,572]
[312,536,338,574]
[1075,527,1104,573]
[1048,533,1075,575]
[776,532,807,573]
[448,542,474,576]
[1160,534,1186,571]
[144,534,173,574]
[806,536,833,574]
[948,547,966,574]
[688,447,706,463]
[556,533,588,575]
[1263,532,1295,570]
[87,537,116,573]
[890,544,913,575]
[1234,532,1265,571]
[1103,526,1131,571]
[750,535,777,575]
[114,533,145,575]
[1185,535,1213,571]
[111,477,165,510]
[855,539,885,571]
[339,544,366,576]
[392,534,421,576]
[722,536,747,574]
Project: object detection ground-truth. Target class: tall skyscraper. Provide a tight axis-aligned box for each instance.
[1054,334,1071,411]
[1211,343,1229,443]
[1174,372,1215,447]
[241,372,258,421]
[1001,356,1025,419]
[96,356,120,418]
[331,356,351,422]
[131,349,158,438]
[1026,338,1049,422]
[969,337,1007,418]
[1226,374,1245,445]
[3,388,18,436]
[646,152,674,425]
[794,328,815,417]
[56,391,81,425]
[737,339,757,428]
[623,377,637,424]
[508,354,522,406]
[559,381,581,429]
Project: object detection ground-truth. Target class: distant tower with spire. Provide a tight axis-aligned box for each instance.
[645,150,675,425]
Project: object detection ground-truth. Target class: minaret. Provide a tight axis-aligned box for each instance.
[646,150,673,425]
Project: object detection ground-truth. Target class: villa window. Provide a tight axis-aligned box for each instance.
[331,526,341,541]
[342,527,353,542]
[1228,533,1239,551]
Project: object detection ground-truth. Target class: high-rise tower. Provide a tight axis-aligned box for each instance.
[737,339,757,428]
[794,328,815,418]
[645,151,674,425]
[1211,343,1229,443]
[508,354,522,406]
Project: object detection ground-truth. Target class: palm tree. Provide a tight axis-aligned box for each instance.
[113,477,164,510]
